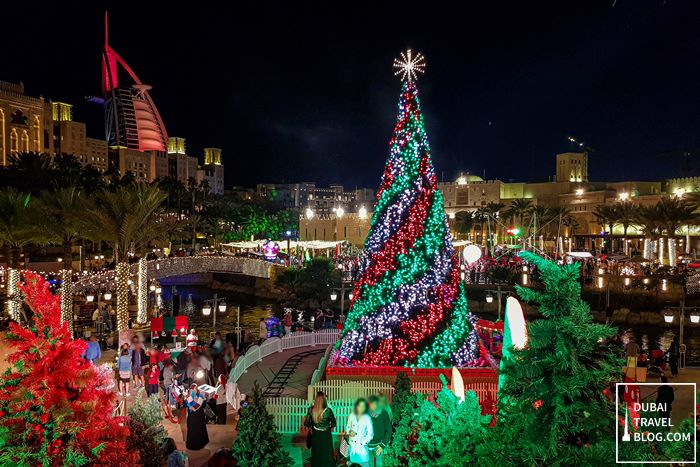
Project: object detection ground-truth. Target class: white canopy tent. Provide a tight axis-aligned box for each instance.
[221,240,346,251]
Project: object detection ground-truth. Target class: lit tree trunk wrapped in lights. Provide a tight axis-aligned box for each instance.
[137,257,148,323]
[60,269,73,332]
[336,50,478,367]
[115,261,130,330]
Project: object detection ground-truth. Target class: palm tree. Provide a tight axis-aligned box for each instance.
[187,214,203,249]
[37,187,89,271]
[454,211,475,240]
[0,187,40,268]
[594,204,620,251]
[653,197,697,265]
[615,202,638,254]
[88,184,167,330]
[504,198,533,231]
[548,206,572,257]
[36,186,89,328]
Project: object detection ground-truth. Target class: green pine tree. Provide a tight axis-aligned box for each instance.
[483,251,629,465]
[387,377,490,466]
[127,391,169,467]
[231,382,292,467]
[390,372,413,431]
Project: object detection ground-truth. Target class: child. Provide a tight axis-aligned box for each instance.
[117,348,132,396]
[146,364,160,397]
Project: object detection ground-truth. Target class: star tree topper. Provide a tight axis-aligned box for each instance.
[393,49,426,82]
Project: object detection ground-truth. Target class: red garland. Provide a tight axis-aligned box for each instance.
[0,272,137,466]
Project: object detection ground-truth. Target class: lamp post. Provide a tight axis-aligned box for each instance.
[202,293,227,335]
[484,285,509,321]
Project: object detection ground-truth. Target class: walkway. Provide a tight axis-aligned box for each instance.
[236,346,325,399]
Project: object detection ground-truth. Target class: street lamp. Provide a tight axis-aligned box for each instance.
[201,293,227,334]
[663,310,674,324]
[103,292,112,301]
[330,291,338,301]
[485,293,494,304]
[86,294,95,302]
[691,311,700,324]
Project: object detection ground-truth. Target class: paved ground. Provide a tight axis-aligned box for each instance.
[637,366,699,428]
[236,346,324,399]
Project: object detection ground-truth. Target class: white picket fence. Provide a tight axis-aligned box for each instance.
[269,379,498,434]
[229,329,340,383]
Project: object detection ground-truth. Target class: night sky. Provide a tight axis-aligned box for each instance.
[5,1,700,189]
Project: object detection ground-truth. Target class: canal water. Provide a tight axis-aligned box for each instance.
[160,285,700,365]
[159,285,283,334]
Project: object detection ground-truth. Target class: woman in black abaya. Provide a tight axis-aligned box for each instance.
[185,384,209,450]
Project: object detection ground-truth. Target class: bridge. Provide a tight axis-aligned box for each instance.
[130,255,275,281]
[72,255,276,294]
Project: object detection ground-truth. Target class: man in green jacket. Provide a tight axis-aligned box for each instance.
[368,395,392,466]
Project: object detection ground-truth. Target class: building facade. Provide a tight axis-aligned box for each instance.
[0,80,49,165]
[300,151,693,249]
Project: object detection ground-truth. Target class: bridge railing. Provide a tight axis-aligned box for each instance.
[140,256,273,279]
[229,329,340,384]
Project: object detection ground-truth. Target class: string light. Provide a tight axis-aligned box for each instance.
[137,258,148,324]
[336,65,477,368]
[115,262,130,330]
[60,269,73,332]
[6,268,21,321]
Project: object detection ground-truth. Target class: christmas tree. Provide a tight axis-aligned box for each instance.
[337,50,477,367]
[487,251,624,465]
[0,272,136,466]
[183,293,195,317]
[231,382,292,467]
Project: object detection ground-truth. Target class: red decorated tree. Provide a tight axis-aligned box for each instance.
[0,272,136,466]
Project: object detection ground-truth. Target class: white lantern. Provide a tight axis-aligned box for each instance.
[485,293,494,304]
[330,291,338,301]
[218,302,227,312]
[462,245,482,265]
[86,294,95,302]
[202,304,212,316]
[103,292,112,301]
[690,312,700,324]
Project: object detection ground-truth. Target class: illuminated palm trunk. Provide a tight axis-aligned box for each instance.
[60,269,73,333]
[115,261,130,330]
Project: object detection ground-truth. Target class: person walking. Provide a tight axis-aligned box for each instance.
[117,348,132,396]
[284,310,293,335]
[131,340,147,389]
[85,335,102,365]
[656,375,675,421]
[259,318,268,341]
[346,398,373,467]
[100,305,113,333]
[668,337,679,378]
[213,374,228,425]
[367,395,392,466]
[145,364,160,397]
[304,391,336,467]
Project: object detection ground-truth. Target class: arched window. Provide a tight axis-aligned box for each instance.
[10,128,18,154]
[20,130,29,153]
[32,116,40,152]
